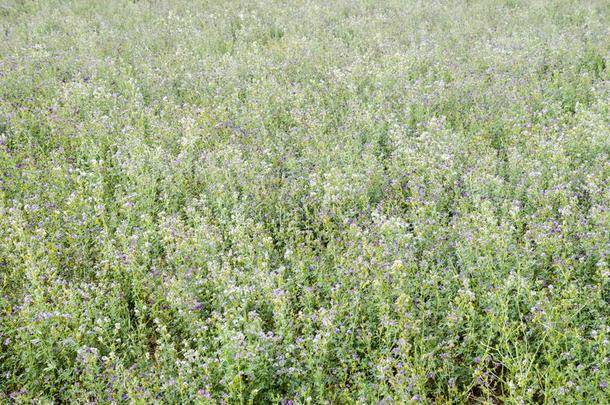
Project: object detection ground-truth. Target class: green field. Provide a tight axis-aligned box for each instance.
[1,0,609,403]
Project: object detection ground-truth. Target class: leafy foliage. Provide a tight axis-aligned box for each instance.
[0,0,608,403]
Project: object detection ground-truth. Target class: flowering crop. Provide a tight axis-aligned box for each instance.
[0,0,609,403]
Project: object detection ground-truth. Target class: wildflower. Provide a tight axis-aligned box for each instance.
[198,389,211,398]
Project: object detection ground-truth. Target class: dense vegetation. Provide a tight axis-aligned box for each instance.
[1,0,609,403]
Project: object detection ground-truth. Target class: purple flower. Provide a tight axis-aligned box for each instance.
[34,311,55,321]
[9,388,27,399]
[198,389,211,398]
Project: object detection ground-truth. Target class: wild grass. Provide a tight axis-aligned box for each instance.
[0,0,609,403]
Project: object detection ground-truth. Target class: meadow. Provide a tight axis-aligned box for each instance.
[0,0,609,403]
